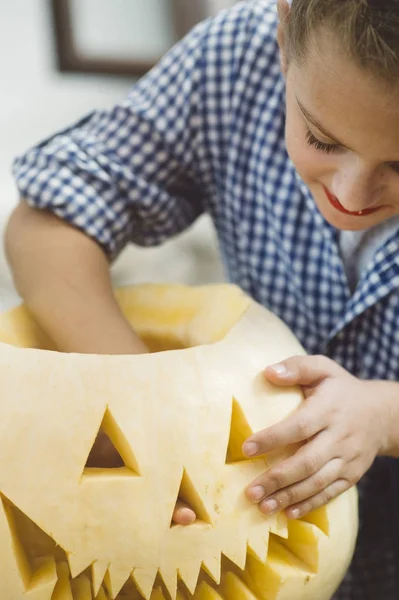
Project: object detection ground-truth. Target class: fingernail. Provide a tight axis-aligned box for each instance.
[243,441,259,456]
[290,508,301,519]
[269,363,288,376]
[250,485,265,501]
[261,498,278,514]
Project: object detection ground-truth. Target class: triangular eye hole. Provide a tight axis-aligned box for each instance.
[85,429,124,469]
[83,407,141,477]
[225,397,254,463]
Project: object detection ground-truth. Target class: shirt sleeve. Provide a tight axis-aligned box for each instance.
[11,2,261,260]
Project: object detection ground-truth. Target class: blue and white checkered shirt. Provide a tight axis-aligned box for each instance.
[12,1,399,597]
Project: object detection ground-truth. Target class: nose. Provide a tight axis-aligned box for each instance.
[330,160,384,212]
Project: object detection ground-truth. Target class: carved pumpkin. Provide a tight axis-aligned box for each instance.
[0,284,358,600]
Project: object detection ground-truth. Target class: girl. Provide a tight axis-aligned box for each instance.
[7,1,399,597]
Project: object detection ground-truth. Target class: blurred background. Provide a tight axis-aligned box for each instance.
[0,0,241,311]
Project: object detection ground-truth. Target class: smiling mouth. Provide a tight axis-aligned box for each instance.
[323,186,384,216]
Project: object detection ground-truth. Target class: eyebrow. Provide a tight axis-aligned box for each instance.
[296,97,348,147]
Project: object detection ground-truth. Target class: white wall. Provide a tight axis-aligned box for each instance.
[70,0,176,61]
[69,0,239,61]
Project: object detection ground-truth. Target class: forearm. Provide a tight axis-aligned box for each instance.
[377,380,399,458]
[5,201,147,355]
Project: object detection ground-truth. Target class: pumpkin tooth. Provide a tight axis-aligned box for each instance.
[247,533,269,564]
[95,586,109,600]
[105,563,135,599]
[302,505,330,536]
[247,536,316,599]
[278,520,322,573]
[176,559,203,595]
[268,512,288,540]
[220,532,248,572]
[214,507,251,572]
[66,552,92,580]
[131,566,159,600]
[91,560,110,596]
[158,566,178,599]
[200,556,222,586]
[70,572,92,599]
[52,562,73,600]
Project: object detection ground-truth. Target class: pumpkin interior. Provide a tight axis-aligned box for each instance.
[0,284,358,600]
[0,284,251,353]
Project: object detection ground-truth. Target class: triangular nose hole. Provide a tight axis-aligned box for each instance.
[84,407,141,476]
[225,397,254,463]
[171,469,213,527]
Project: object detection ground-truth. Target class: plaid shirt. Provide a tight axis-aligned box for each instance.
[12,1,399,597]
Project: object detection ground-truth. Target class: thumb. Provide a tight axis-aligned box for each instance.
[264,354,340,387]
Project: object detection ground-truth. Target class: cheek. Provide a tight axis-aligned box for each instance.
[284,110,333,184]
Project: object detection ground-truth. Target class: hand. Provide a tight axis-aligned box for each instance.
[243,355,390,519]
[87,431,196,525]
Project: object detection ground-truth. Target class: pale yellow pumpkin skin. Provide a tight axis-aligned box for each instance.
[0,284,358,600]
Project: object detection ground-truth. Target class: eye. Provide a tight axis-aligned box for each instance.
[305,127,340,154]
[388,161,399,175]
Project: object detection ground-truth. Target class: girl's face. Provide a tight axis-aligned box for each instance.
[282,27,399,231]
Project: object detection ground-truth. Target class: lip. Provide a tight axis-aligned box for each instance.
[323,186,384,216]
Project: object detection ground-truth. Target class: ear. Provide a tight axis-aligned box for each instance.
[277,0,291,77]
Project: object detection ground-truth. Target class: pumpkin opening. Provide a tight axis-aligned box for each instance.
[0,284,251,353]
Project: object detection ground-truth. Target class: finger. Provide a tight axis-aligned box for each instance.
[246,432,334,501]
[172,500,196,526]
[264,354,343,388]
[258,458,342,515]
[284,479,352,520]
[243,400,328,457]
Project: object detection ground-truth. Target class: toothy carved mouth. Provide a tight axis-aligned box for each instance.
[1,491,322,599]
[0,394,326,600]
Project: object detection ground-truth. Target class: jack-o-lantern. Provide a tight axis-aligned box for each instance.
[0,284,358,600]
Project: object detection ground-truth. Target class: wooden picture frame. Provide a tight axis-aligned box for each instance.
[50,0,208,78]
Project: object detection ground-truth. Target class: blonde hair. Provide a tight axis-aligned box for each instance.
[285,0,399,81]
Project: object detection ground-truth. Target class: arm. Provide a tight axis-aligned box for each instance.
[5,202,195,525]
[378,380,399,459]
[5,201,147,355]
